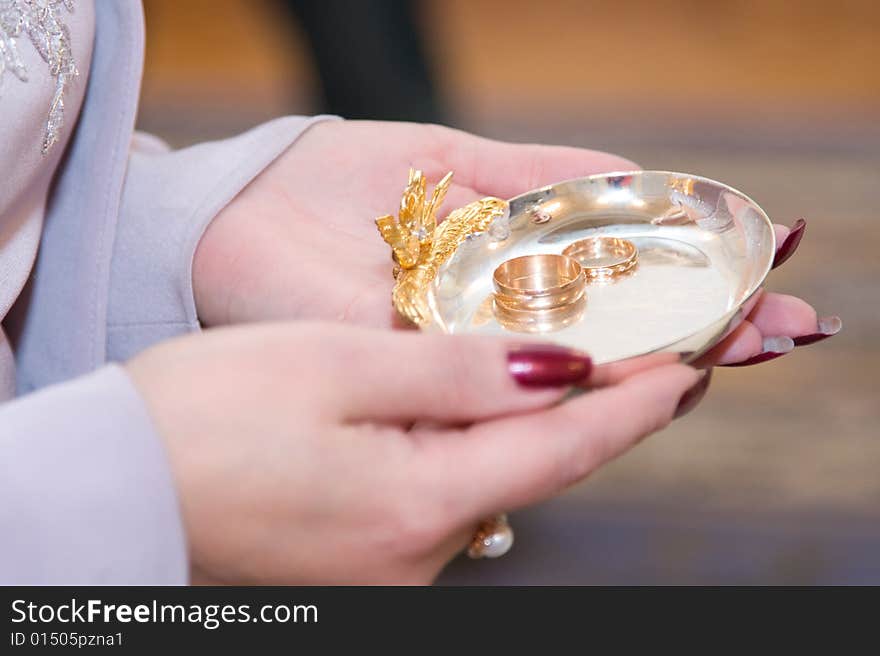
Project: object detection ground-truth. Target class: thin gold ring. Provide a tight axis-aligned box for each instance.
[493,254,586,311]
[562,237,638,282]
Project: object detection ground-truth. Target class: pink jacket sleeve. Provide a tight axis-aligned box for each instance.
[2,0,339,583]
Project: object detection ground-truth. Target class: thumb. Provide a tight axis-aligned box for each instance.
[319,325,594,423]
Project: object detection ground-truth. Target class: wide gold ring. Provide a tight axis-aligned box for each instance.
[562,237,638,282]
[493,254,586,311]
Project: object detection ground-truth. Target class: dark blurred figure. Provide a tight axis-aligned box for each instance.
[282,0,445,123]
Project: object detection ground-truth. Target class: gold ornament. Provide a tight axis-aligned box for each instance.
[376,170,508,326]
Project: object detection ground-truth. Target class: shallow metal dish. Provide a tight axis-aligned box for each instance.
[421,171,776,365]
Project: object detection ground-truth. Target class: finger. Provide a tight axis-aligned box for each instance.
[430,363,700,519]
[319,326,592,423]
[744,292,841,346]
[698,316,799,368]
[772,219,806,269]
[701,295,840,367]
[746,292,817,338]
[433,126,639,199]
[791,316,842,346]
[773,223,790,247]
[398,350,682,418]
[586,351,682,387]
[693,319,765,367]
[674,368,713,419]
[749,293,843,346]
[720,335,794,367]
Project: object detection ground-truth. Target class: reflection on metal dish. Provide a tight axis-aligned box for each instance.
[493,294,587,334]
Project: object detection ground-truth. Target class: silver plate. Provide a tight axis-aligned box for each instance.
[422,171,775,365]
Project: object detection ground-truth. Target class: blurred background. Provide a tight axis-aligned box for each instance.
[139,0,880,584]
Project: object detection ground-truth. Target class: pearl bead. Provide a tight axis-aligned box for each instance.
[480,523,514,558]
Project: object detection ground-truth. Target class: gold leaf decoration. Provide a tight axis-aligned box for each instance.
[376,170,508,326]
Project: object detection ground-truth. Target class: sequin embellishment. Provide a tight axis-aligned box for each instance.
[0,0,77,154]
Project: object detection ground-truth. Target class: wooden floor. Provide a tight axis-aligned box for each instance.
[138,0,880,583]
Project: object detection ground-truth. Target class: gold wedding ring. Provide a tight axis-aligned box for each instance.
[493,254,586,311]
[562,237,638,282]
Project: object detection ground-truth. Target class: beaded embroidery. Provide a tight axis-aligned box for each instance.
[0,0,77,154]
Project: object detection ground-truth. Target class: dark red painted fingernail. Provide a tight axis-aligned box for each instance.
[674,369,712,419]
[793,316,842,346]
[772,219,806,269]
[508,344,593,388]
[722,336,794,367]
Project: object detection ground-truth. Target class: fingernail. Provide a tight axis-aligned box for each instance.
[772,219,806,269]
[508,344,593,388]
[674,369,712,419]
[793,316,842,347]
[722,336,795,367]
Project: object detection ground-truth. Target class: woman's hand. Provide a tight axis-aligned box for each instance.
[125,323,701,584]
[192,120,838,367]
[192,120,638,329]
[698,221,841,367]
